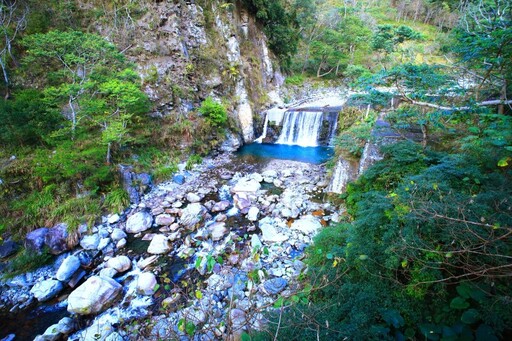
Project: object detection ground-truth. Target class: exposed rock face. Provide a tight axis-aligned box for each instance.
[67,276,122,315]
[25,228,49,253]
[125,211,153,234]
[327,157,359,194]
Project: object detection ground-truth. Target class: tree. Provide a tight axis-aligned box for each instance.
[21,30,149,162]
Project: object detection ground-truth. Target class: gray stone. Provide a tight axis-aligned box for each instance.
[262,170,278,179]
[105,255,131,272]
[56,255,81,282]
[97,238,110,250]
[155,214,175,226]
[186,192,201,203]
[30,279,64,302]
[211,200,230,212]
[209,222,228,241]
[99,267,117,278]
[45,224,76,255]
[247,206,259,221]
[263,277,288,295]
[107,214,120,224]
[110,228,127,242]
[137,272,158,295]
[251,234,263,251]
[290,215,322,234]
[173,174,185,185]
[180,203,206,229]
[125,211,153,234]
[67,276,122,315]
[25,228,49,253]
[36,317,74,341]
[116,238,127,249]
[0,240,19,259]
[147,234,171,254]
[232,178,261,193]
[260,223,288,243]
[80,234,100,250]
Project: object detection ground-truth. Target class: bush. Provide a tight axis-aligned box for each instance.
[198,97,228,128]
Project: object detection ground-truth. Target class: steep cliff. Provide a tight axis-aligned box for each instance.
[83,0,281,144]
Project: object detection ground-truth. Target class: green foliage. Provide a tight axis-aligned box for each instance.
[4,247,53,278]
[372,24,423,54]
[103,187,129,214]
[198,97,227,128]
[185,154,203,170]
[284,74,305,85]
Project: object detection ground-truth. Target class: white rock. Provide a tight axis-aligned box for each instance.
[116,238,127,249]
[260,223,288,243]
[290,215,322,234]
[37,317,74,341]
[209,222,228,241]
[105,255,131,272]
[262,170,278,179]
[137,272,158,295]
[186,192,201,203]
[137,255,159,270]
[251,234,263,250]
[107,214,120,224]
[125,211,153,234]
[110,228,127,242]
[97,238,110,250]
[180,203,206,229]
[99,268,117,278]
[67,276,122,315]
[250,173,263,182]
[147,234,171,254]
[247,207,259,221]
[155,214,175,226]
[30,279,64,302]
[232,179,261,193]
[80,234,100,250]
[56,255,81,282]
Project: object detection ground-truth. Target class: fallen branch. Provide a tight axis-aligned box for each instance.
[402,95,512,111]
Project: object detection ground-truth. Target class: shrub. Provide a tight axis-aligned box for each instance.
[198,97,228,128]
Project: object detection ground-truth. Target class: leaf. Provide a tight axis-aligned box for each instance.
[475,324,498,341]
[185,321,196,336]
[450,297,470,310]
[461,309,479,324]
[497,157,510,167]
[359,254,369,260]
[326,253,333,260]
[456,283,472,299]
[195,290,203,299]
[468,126,480,134]
[241,332,252,341]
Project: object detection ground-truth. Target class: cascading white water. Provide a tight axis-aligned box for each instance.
[276,111,324,147]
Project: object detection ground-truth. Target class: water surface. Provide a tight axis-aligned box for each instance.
[236,143,333,164]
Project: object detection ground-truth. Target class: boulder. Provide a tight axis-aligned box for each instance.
[0,240,19,259]
[231,179,261,193]
[105,255,132,273]
[107,214,120,224]
[116,238,127,249]
[25,228,49,253]
[137,272,158,295]
[173,174,185,185]
[234,193,252,211]
[263,277,288,295]
[80,234,100,250]
[99,267,117,278]
[211,200,230,212]
[147,234,171,254]
[155,214,175,226]
[180,203,206,229]
[186,192,201,203]
[247,207,259,221]
[290,215,322,234]
[30,279,64,302]
[67,276,122,315]
[260,223,288,243]
[45,224,75,255]
[56,255,81,282]
[125,211,153,234]
[35,317,74,341]
[209,222,228,241]
[110,228,127,242]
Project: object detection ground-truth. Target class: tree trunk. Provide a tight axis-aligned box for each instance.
[498,80,507,115]
[106,142,112,165]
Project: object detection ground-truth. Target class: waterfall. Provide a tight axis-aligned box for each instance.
[276,111,324,147]
[254,113,269,143]
[327,158,359,194]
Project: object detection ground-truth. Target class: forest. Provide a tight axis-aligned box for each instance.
[0,0,510,340]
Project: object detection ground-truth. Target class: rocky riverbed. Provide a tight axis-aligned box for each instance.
[0,152,340,340]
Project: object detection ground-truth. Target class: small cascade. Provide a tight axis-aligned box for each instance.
[327,158,359,194]
[358,141,383,174]
[276,111,324,147]
[254,112,269,143]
